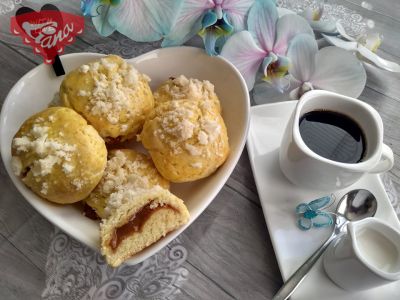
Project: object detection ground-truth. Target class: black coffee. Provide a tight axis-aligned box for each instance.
[299,110,366,163]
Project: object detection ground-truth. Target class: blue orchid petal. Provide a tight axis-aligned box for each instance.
[247,0,278,51]
[200,13,234,56]
[215,34,230,54]
[199,28,219,56]
[312,212,334,228]
[91,3,115,36]
[222,13,235,34]
[81,0,95,16]
[162,0,214,47]
[202,10,218,29]
[297,217,312,231]
[108,0,182,42]
[261,53,277,77]
[295,203,309,214]
[262,53,289,91]
[220,12,234,33]
[309,196,332,211]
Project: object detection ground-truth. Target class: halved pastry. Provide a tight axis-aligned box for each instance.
[100,187,190,267]
[85,149,169,219]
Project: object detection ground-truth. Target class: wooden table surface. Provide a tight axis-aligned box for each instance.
[0,1,399,299]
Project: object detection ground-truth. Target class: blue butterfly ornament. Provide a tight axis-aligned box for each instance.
[295,196,334,231]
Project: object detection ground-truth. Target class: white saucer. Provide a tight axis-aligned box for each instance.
[247,101,400,300]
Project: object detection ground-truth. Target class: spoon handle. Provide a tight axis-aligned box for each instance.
[272,233,336,300]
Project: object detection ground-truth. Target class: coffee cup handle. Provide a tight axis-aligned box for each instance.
[369,144,394,173]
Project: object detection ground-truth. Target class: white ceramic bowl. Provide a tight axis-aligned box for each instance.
[0,47,250,265]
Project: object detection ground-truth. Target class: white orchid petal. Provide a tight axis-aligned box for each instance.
[277,7,296,18]
[289,87,301,100]
[310,47,366,98]
[253,79,288,104]
[309,20,337,33]
[221,31,267,90]
[247,0,278,51]
[357,32,382,52]
[299,8,314,21]
[336,22,355,41]
[287,34,318,82]
[322,34,358,51]
[222,0,254,31]
[357,45,400,72]
[274,14,314,55]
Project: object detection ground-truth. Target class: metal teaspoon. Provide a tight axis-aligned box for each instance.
[273,189,378,300]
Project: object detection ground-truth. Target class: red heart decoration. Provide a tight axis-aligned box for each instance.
[10,5,84,64]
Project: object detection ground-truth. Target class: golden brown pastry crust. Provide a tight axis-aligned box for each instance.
[139,99,230,182]
[153,75,221,113]
[100,186,189,267]
[11,107,107,204]
[60,55,154,143]
[85,149,170,218]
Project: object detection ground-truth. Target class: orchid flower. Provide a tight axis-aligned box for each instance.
[299,4,337,34]
[322,23,400,72]
[221,0,313,91]
[80,0,181,42]
[162,0,255,56]
[287,33,366,99]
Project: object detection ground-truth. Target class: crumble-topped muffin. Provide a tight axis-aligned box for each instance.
[60,55,154,143]
[11,107,107,204]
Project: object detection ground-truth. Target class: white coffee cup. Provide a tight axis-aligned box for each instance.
[323,218,400,291]
[279,90,394,191]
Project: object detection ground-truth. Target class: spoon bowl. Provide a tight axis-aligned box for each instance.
[336,189,378,221]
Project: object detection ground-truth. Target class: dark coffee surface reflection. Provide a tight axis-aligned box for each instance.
[299,110,366,163]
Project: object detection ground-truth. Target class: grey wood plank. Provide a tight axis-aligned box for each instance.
[345,0,400,22]
[0,161,37,238]
[363,54,400,103]
[328,0,400,57]
[0,234,45,300]
[0,42,36,103]
[174,262,234,300]
[230,148,260,199]
[8,213,53,272]
[359,86,400,185]
[180,186,282,299]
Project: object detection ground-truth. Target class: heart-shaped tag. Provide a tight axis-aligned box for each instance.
[10,4,84,65]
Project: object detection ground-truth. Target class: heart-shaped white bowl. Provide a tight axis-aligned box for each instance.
[0,46,250,264]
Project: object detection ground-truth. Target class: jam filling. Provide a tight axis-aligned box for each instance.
[83,203,100,220]
[109,202,176,250]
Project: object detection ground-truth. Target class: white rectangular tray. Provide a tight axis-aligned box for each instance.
[247,101,400,300]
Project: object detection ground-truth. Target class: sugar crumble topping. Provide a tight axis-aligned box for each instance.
[184,143,202,156]
[12,124,77,178]
[79,64,90,73]
[158,75,216,110]
[91,150,159,217]
[41,182,48,195]
[82,57,142,125]
[152,100,223,158]
[11,156,22,176]
[78,90,88,97]
[72,178,84,190]
[191,162,203,168]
